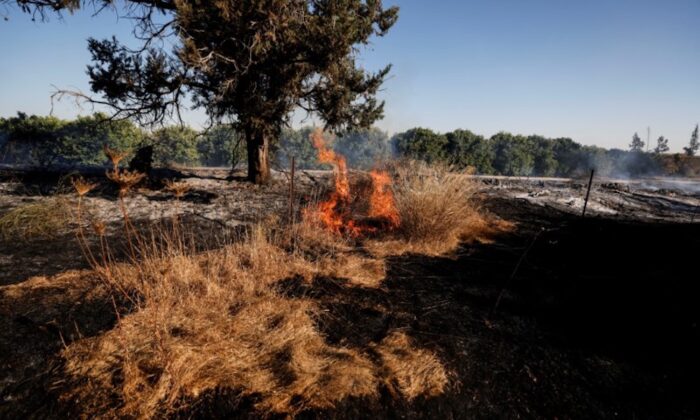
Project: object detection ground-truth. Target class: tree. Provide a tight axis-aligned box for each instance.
[683,124,699,156]
[654,136,669,154]
[149,126,201,167]
[275,126,324,169]
[0,112,67,167]
[527,135,557,176]
[445,129,493,173]
[551,137,583,177]
[333,128,390,169]
[61,113,144,165]
[490,132,534,176]
[198,125,244,168]
[629,132,645,152]
[391,128,448,164]
[7,0,398,184]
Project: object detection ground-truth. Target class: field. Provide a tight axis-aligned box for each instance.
[1,166,699,418]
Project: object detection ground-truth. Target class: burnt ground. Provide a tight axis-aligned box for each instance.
[1,170,700,418]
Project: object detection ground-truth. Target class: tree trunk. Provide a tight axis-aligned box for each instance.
[246,128,271,184]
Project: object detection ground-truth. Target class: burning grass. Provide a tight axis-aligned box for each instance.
[365,160,512,256]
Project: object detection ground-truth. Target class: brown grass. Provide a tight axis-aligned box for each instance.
[56,161,515,417]
[0,197,72,241]
[367,160,512,256]
[61,220,448,417]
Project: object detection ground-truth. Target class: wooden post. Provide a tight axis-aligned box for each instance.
[288,156,296,223]
[490,228,543,317]
[582,169,594,218]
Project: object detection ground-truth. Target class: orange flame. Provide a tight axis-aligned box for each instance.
[368,170,400,228]
[307,128,400,236]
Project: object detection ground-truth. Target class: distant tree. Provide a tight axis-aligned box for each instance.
[528,135,558,176]
[0,112,67,167]
[490,132,534,176]
[445,129,493,173]
[683,124,699,156]
[629,132,645,152]
[275,126,324,170]
[654,136,669,154]
[391,128,448,163]
[149,126,200,167]
[198,126,244,168]
[0,112,144,167]
[551,137,583,177]
[61,113,144,165]
[7,0,399,184]
[333,128,390,169]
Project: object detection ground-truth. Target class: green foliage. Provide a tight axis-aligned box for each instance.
[445,130,493,173]
[551,137,583,177]
[0,112,143,167]
[528,135,558,177]
[276,127,324,170]
[490,132,534,176]
[0,112,68,167]
[198,126,245,168]
[333,128,390,169]
[61,113,143,165]
[149,126,200,167]
[391,128,448,164]
[275,126,390,170]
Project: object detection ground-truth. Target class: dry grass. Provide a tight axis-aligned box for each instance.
[366,160,512,256]
[0,197,72,241]
[61,220,448,418]
[55,160,515,417]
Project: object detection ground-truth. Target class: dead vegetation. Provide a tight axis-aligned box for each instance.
[367,160,513,256]
[20,158,507,417]
[61,220,452,417]
[0,197,72,241]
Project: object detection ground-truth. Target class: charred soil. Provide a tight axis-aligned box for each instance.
[1,171,699,418]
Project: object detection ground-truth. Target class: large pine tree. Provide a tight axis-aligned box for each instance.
[6,0,399,183]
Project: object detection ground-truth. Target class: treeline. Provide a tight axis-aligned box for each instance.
[1,112,699,177]
[391,127,700,178]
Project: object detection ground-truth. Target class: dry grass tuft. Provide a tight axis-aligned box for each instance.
[0,197,72,241]
[367,160,512,256]
[375,331,450,399]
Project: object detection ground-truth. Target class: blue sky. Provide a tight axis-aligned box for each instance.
[1,0,699,151]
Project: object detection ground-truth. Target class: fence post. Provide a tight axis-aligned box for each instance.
[582,169,595,218]
[289,156,296,223]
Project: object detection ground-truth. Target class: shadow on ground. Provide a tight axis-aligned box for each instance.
[2,197,699,418]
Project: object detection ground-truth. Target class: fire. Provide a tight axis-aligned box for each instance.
[368,170,400,227]
[307,128,400,236]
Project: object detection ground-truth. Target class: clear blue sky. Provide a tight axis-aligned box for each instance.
[1,0,699,151]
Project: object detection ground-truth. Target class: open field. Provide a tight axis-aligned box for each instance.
[1,167,699,418]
